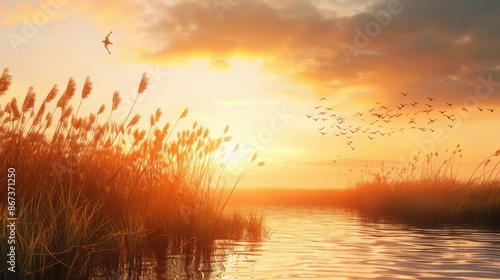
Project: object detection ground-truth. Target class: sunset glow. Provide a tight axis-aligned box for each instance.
[1,0,499,188]
[2,1,500,279]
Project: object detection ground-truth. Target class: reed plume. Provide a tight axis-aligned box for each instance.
[180,108,189,119]
[0,68,11,96]
[45,84,58,103]
[22,87,36,112]
[98,104,106,115]
[127,114,140,128]
[138,72,149,94]
[10,98,21,120]
[81,77,92,99]
[56,77,76,109]
[112,91,121,111]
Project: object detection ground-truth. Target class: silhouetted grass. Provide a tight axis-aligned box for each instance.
[0,69,265,279]
[229,148,500,226]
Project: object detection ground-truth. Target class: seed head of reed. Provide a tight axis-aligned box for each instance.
[251,153,257,162]
[10,98,21,120]
[97,104,105,115]
[150,114,155,126]
[45,84,58,103]
[46,112,53,128]
[138,73,149,94]
[22,87,36,112]
[127,114,140,128]
[112,91,121,111]
[180,108,188,119]
[495,150,500,157]
[155,108,162,123]
[81,77,92,99]
[56,77,76,109]
[0,68,12,97]
[63,105,73,120]
[33,102,46,126]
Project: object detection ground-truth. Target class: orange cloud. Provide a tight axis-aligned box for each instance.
[131,0,500,106]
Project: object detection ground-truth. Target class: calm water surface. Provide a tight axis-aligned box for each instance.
[143,207,500,279]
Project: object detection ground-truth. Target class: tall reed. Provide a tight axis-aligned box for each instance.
[0,69,265,279]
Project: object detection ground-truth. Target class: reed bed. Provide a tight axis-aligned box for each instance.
[0,68,265,279]
[228,147,500,226]
[350,147,500,225]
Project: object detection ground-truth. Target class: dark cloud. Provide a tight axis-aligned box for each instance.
[137,0,500,104]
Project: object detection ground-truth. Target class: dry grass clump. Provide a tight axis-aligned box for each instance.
[0,69,265,279]
[350,146,500,225]
[227,147,500,226]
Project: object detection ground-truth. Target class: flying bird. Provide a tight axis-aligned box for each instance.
[320,97,326,101]
[427,97,435,101]
[102,31,113,54]
[487,108,495,113]
[401,92,408,97]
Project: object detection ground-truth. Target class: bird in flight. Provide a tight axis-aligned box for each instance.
[487,108,495,113]
[320,97,326,101]
[102,31,113,54]
[427,97,435,101]
[401,92,408,97]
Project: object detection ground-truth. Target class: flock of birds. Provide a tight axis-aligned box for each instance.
[306,93,496,150]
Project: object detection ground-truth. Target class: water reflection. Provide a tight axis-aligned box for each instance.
[99,207,500,279]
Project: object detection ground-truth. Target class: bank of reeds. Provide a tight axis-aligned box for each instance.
[229,147,500,226]
[0,68,265,279]
[350,147,500,225]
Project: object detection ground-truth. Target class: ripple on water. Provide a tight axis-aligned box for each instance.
[219,207,500,279]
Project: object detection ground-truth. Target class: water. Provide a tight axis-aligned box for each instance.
[142,207,500,279]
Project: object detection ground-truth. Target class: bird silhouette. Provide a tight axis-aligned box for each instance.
[487,108,495,113]
[320,97,326,101]
[427,97,435,101]
[401,92,408,96]
[102,31,113,54]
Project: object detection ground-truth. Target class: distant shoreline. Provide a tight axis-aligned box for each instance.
[226,183,500,227]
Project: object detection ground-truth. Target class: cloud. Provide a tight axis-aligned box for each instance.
[131,0,500,104]
[6,0,497,105]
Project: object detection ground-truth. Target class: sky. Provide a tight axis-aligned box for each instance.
[1,0,500,188]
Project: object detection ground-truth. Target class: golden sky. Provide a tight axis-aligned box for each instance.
[1,0,500,187]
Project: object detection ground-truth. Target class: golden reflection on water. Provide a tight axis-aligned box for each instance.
[114,207,500,279]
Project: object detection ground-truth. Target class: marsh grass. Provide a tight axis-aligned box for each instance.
[228,147,500,226]
[0,69,265,279]
[349,147,500,225]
